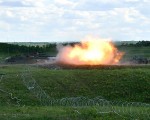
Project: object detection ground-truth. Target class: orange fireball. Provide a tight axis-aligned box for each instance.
[56,37,124,65]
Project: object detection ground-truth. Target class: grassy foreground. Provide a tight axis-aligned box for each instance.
[0,106,126,120]
[0,65,150,119]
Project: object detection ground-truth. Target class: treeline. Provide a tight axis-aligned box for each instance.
[0,43,56,54]
[121,41,150,46]
[136,41,150,46]
[0,41,150,54]
[0,42,80,54]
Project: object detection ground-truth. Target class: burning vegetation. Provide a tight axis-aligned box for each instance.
[56,37,124,65]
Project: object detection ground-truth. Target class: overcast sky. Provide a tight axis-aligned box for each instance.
[0,0,150,42]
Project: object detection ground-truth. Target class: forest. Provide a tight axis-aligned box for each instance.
[0,41,150,54]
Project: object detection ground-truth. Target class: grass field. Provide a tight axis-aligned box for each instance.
[0,43,150,120]
[1,106,149,120]
[0,106,131,120]
[118,46,150,61]
[0,65,150,119]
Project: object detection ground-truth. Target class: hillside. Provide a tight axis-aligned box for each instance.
[0,65,150,119]
[0,65,150,105]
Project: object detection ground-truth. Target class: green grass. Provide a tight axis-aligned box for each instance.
[0,53,10,62]
[0,106,125,120]
[34,66,150,103]
[0,65,150,119]
[0,44,150,119]
[0,65,150,105]
[118,46,150,61]
[0,106,149,120]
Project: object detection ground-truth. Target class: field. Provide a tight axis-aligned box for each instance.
[118,46,150,61]
[0,42,150,120]
[0,64,150,120]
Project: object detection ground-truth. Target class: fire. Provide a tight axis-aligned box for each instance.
[56,37,124,65]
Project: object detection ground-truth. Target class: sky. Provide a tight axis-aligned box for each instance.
[0,0,150,42]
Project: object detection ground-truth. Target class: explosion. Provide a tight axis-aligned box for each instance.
[56,37,124,65]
